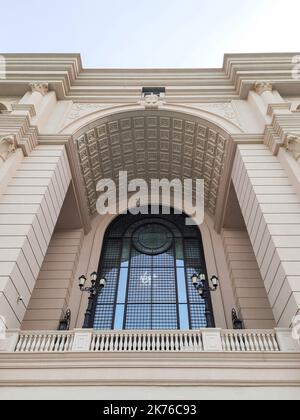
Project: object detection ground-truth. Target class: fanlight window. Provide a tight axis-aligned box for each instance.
[92,211,214,330]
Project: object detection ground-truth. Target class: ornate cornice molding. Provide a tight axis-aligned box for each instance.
[29,82,49,96]
[254,81,273,95]
[0,134,16,163]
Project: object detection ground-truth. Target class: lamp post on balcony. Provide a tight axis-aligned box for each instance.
[79,272,107,329]
[191,273,219,328]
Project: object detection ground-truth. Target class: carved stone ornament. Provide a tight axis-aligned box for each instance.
[285,134,300,161]
[29,82,49,96]
[0,135,17,163]
[254,81,273,95]
[141,93,163,110]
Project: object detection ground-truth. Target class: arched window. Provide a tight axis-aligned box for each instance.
[92,210,214,330]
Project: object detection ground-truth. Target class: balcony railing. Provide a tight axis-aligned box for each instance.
[1,328,299,354]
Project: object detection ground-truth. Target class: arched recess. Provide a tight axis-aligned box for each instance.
[64,107,239,329]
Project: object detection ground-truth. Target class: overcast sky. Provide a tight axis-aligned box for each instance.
[1,0,299,68]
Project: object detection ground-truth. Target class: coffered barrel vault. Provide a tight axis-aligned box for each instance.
[74,110,229,215]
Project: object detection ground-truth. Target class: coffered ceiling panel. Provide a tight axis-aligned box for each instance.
[74,111,229,216]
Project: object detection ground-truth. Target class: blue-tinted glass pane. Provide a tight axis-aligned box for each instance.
[127,267,152,303]
[102,239,122,267]
[125,304,152,330]
[114,304,125,330]
[175,238,184,267]
[189,304,207,329]
[93,305,114,330]
[121,239,130,267]
[98,267,119,304]
[152,304,178,330]
[179,304,190,330]
[152,267,177,303]
[176,267,188,304]
[116,268,128,304]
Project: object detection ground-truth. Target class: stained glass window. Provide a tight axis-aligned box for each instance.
[92,210,214,330]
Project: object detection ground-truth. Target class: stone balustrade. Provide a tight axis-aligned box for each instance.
[0,328,299,354]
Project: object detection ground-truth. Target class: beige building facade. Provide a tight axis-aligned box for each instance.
[0,53,300,399]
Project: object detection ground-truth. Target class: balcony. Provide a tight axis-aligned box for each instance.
[0,328,300,391]
[1,328,299,353]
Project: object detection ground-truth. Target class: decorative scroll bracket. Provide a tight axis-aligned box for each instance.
[0,134,17,163]
[285,134,300,161]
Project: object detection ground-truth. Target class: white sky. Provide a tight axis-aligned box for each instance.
[1,0,300,68]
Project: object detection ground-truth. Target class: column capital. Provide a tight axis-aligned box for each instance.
[285,133,300,161]
[0,134,17,163]
[254,81,273,95]
[29,82,49,96]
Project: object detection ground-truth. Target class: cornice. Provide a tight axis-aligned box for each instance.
[0,352,299,387]
[0,53,299,102]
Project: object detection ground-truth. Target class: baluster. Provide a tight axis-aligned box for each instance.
[43,335,50,352]
[183,334,188,351]
[136,334,141,351]
[109,334,114,352]
[15,335,23,352]
[252,333,260,351]
[229,333,236,351]
[147,334,151,351]
[235,333,241,351]
[262,334,269,351]
[179,334,184,351]
[127,334,133,351]
[132,334,137,351]
[239,333,245,351]
[266,334,274,352]
[30,335,37,352]
[174,334,179,351]
[25,335,32,352]
[161,333,165,351]
[39,335,47,352]
[199,333,204,352]
[166,333,170,351]
[243,334,251,351]
[90,334,96,351]
[257,334,264,351]
[105,334,111,351]
[169,334,175,351]
[114,334,118,351]
[36,335,42,352]
[59,335,66,352]
[247,333,255,351]
[224,334,231,351]
[99,334,105,351]
[93,334,98,351]
[54,335,60,352]
[64,335,71,352]
[122,334,127,351]
[192,334,199,352]
[271,334,279,352]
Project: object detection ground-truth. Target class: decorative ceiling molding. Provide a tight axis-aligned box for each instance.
[74,110,229,216]
[64,103,112,126]
[193,103,241,128]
